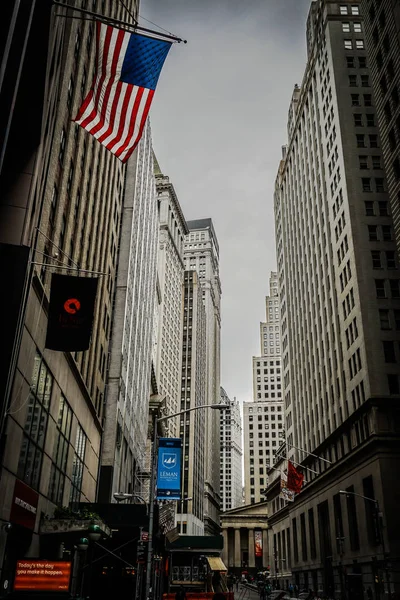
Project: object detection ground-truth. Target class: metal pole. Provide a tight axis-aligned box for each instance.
[145,410,158,600]
[377,503,391,598]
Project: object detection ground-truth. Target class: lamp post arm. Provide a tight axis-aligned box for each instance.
[157,404,229,423]
[339,490,378,506]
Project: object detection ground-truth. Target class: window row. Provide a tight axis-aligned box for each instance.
[358,155,381,170]
[344,39,365,50]
[346,55,367,69]
[340,5,359,15]
[371,250,397,270]
[375,279,400,299]
[368,225,392,242]
[356,134,379,148]
[349,74,370,87]
[342,22,362,33]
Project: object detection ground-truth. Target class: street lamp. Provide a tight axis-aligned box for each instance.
[339,490,391,597]
[145,402,230,600]
[113,492,146,504]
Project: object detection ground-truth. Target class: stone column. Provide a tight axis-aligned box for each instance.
[234,528,241,568]
[222,528,228,566]
[263,529,269,570]
[248,529,255,568]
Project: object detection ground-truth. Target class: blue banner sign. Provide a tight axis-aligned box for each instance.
[156,438,182,500]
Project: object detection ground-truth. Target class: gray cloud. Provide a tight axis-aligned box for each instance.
[142,0,311,401]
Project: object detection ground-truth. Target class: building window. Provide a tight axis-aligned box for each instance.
[356,40,365,50]
[375,279,386,298]
[340,5,348,15]
[369,134,378,148]
[346,486,360,550]
[59,128,66,164]
[48,396,73,505]
[383,340,396,363]
[292,517,299,562]
[349,74,357,87]
[351,94,360,106]
[70,425,87,506]
[344,40,353,50]
[388,374,399,394]
[362,178,372,192]
[372,156,381,170]
[342,22,350,32]
[353,22,362,33]
[366,114,375,127]
[346,56,355,68]
[379,309,390,330]
[386,251,396,269]
[17,353,53,491]
[371,250,382,269]
[300,512,308,561]
[351,5,359,15]
[356,134,366,148]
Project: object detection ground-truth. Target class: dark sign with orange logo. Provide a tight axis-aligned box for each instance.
[14,560,71,592]
[45,274,98,351]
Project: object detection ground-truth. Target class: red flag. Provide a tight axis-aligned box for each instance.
[287,461,304,493]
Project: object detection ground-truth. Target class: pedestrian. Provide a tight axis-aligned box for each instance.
[228,575,234,593]
[235,576,239,591]
[176,586,187,600]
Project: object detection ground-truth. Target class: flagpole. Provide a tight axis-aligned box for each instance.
[285,441,332,464]
[52,1,187,43]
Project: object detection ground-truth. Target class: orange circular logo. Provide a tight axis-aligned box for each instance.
[64,298,81,314]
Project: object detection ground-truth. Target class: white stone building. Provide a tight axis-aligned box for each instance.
[176,270,207,535]
[219,389,243,512]
[267,0,400,594]
[184,219,222,534]
[155,162,188,438]
[243,272,284,505]
[99,122,158,501]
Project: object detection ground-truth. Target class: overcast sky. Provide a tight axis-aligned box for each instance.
[141,0,312,403]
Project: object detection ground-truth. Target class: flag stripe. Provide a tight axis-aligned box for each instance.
[78,24,114,129]
[87,28,127,136]
[118,90,154,162]
[111,87,146,154]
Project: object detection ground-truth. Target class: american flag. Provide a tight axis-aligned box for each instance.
[74,22,171,163]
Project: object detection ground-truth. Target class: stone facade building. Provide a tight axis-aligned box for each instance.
[154,163,188,438]
[0,0,137,586]
[361,0,400,257]
[184,219,222,535]
[99,122,159,502]
[270,0,400,597]
[220,389,243,512]
[176,270,207,535]
[221,501,269,575]
[243,273,284,505]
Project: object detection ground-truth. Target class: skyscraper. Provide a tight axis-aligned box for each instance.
[177,270,207,535]
[0,0,137,580]
[219,389,243,512]
[361,0,400,256]
[243,273,284,504]
[99,121,159,502]
[269,0,400,593]
[155,163,188,438]
[184,219,222,534]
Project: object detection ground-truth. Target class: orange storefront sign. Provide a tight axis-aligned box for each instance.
[14,560,71,592]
